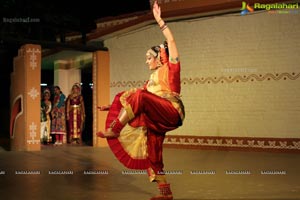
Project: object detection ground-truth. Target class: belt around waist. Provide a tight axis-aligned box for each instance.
[71,105,80,108]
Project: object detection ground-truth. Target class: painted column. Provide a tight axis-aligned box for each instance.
[93,51,110,147]
[10,44,41,151]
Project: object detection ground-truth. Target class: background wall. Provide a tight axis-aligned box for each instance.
[104,11,300,141]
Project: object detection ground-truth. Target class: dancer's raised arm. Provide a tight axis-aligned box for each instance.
[152,0,179,63]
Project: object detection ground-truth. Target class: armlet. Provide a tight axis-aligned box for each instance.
[169,56,179,64]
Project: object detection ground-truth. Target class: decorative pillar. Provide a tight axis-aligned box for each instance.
[93,51,110,147]
[10,44,41,151]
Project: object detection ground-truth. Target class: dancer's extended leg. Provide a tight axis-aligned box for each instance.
[96,108,129,138]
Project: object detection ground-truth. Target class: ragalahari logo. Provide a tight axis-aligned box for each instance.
[240,1,254,15]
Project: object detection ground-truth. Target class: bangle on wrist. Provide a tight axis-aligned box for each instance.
[159,23,166,29]
[160,23,168,31]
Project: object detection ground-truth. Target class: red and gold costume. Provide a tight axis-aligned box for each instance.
[66,90,85,144]
[105,58,185,182]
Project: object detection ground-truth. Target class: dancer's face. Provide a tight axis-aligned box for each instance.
[44,93,50,100]
[54,87,60,95]
[146,53,157,70]
[72,86,80,94]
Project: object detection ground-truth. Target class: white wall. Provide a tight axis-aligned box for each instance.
[54,61,81,97]
[104,11,300,138]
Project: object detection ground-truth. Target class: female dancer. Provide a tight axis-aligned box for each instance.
[66,83,85,145]
[98,1,184,199]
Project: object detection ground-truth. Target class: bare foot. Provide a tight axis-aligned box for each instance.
[96,128,119,138]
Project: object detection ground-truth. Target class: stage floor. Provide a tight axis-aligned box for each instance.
[0,145,300,200]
